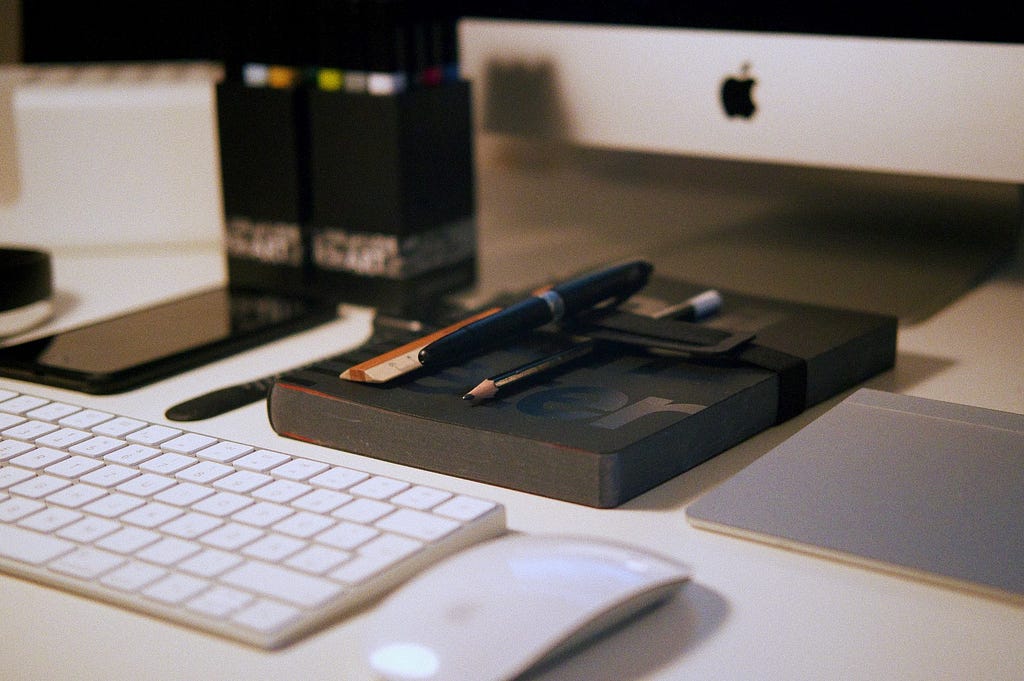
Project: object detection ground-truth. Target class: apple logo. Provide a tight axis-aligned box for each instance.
[720,62,756,119]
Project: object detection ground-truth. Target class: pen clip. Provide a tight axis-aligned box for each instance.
[570,309,754,357]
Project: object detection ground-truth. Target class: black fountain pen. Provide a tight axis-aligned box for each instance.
[417,259,653,368]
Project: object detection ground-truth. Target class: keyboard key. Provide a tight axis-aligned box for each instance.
[57,516,121,543]
[187,585,252,617]
[103,444,161,466]
[48,547,125,579]
[95,527,161,554]
[81,464,139,488]
[35,428,92,449]
[175,461,233,484]
[359,533,423,562]
[11,447,67,470]
[231,599,301,633]
[45,455,105,479]
[26,402,81,422]
[162,433,216,454]
[0,395,49,414]
[271,458,329,481]
[232,501,294,528]
[290,488,352,514]
[45,483,108,508]
[179,548,244,577]
[0,413,26,430]
[434,495,499,521]
[0,465,35,489]
[214,470,271,494]
[135,537,202,565]
[153,482,216,507]
[82,493,146,518]
[126,425,182,445]
[143,573,210,604]
[192,491,253,517]
[241,534,306,562]
[330,536,420,585]
[316,521,379,550]
[160,512,224,539]
[0,497,46,522]
[308,466,369,490]
[235,449,290,472]
[3,420,59,440]
[252,479,310,503]
[11,474,72,499]
[0,439,35,460]
[200,522,264,551]
[101,561,168,592]
[71,436,128,458]
[349,476,410,500]
[120,502,184,528]
[273,511,335,538]
[333,498,394,523]
[221,560,342,607]
[392,486,453,510]
[285,545,351,575]
[376,508,460,541]
[117,473,178,497]
[0,524,75,564]
[195,441,252,463]
[59,409,113,429]
[91,417,146,437]
[139,453,194,475]
[18,507,82,533]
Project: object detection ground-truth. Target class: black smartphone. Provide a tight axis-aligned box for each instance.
[0,287,337,394]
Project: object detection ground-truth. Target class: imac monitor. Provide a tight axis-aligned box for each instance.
[458,6,1024,183]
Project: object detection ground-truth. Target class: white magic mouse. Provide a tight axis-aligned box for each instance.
[364,533,691,681]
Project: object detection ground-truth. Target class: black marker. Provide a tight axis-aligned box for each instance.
[165,375,277,422]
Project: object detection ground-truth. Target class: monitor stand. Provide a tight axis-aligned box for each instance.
[472,135,1021,322]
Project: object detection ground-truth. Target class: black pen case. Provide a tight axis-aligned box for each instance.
[216,79,477,314]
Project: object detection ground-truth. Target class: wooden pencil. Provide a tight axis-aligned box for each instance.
[462,340,595,402]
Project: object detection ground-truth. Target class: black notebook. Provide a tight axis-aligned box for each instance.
[268,278,896,507]
[687,389,1024,603]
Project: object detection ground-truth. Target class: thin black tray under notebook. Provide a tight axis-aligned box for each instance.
[267,278,897,507]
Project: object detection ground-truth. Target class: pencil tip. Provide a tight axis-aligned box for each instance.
[462,379,497,402]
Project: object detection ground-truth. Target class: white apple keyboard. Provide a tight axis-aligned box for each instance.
[0,388,505,648]
[366,533,692,681]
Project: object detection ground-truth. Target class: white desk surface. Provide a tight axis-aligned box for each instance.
[2,142,1023,681]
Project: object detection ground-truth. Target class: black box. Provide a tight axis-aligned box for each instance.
[216,80,310,295]
[311,236,477,313]
[307,80,474,235]
[306,81,477,313]
[267,278,897,507]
